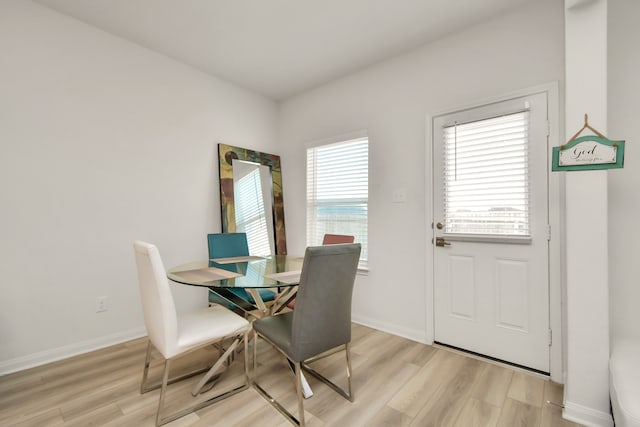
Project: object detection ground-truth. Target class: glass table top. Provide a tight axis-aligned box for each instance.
[167,255,304,289]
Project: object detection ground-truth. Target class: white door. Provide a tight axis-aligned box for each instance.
[432,93,550,373]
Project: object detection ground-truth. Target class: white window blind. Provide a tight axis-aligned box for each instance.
[234,168,272,255]
[443,111,530,237]
[307,137,368,267]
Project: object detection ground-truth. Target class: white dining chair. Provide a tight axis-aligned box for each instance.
[133,240,250,426]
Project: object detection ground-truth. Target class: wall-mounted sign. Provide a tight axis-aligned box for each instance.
[552,114,625,172]
[552,135,625,171]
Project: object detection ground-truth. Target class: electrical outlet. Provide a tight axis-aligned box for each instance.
[96,296,108,313]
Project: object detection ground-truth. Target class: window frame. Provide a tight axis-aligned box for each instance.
[306,131,369,270]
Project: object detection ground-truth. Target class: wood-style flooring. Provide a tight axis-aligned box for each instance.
[0,324,583,426]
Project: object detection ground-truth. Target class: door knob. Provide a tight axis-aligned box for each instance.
[435,237,451,247]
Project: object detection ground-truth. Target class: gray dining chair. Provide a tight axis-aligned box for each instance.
[251,243,361,426]
[133,241,251,426]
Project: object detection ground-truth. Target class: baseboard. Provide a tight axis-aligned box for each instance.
[352,313,427,344]
[563,401,614,427]
[0,327,147,375]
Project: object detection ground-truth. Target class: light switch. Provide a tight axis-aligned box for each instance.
[393,188,407,203]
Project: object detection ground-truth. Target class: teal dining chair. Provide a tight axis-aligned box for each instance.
[207,233,276,309]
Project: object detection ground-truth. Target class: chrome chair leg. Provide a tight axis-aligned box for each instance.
[140,340,211,394]
[140,340,153,394]
[252,330,257,383]
[140,333,250,427]
[252,332,304,426]
[191,335,241,395]
[294,361,306,426]
[253,334,354,426]
[244,328,250,386]
[346,342,353,401]
[156,359,171,427]
[301,343,353,401]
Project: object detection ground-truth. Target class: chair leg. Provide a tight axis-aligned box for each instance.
[346,342,353,401]
[140,340,153,394]
[139,340,212,394]
[252,332,305,426]
[294,361,306,427]
[301,342,353,402]
[191,335,242,396]
[156,359,171,427]
[244,329,250,385]
[142,333,250,427]
[252,330,257,383]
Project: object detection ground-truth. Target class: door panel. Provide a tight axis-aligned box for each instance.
[448,255,475,320]
[495,258,528,332]
[433,92,550,373]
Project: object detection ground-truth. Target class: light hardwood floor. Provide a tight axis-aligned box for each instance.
[0,324,582,427]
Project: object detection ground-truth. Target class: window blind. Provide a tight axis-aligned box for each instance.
[234,168,272,255]
[307,137,368,266]
[442,111,530,237]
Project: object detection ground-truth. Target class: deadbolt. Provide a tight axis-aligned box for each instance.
[436,222,444,230]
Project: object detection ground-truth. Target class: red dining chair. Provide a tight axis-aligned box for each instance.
[322,234,355,245]
[284,234,355,310]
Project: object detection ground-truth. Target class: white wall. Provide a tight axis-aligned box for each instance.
[608,0,640,343]
[278,0,564,342]
[562,2,612,425]
[0,0,278,373]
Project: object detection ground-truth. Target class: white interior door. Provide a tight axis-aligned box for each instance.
[432,92,550,373]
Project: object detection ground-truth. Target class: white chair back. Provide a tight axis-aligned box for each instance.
[133,241,178,358]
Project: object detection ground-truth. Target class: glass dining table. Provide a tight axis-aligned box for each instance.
[167,255,304,318]
[168,254,315,398]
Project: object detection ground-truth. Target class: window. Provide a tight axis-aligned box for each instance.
[442,111,530,237]
[307,136,368,267]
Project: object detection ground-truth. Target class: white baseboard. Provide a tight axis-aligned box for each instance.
[0,327,147,375]
[563,401,614,427]
[352,313,427,344]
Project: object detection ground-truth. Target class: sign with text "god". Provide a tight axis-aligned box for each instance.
[552,135,625,171]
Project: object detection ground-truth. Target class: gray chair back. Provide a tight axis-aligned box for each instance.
[291,243,361,361]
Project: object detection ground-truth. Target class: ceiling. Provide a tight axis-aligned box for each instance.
[35,0,532,101]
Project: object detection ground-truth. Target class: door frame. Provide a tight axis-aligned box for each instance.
[424,82,563,382]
